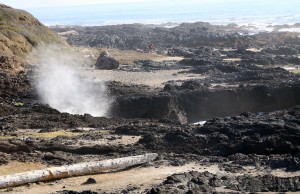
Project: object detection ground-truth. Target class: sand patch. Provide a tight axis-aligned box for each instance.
[223,58,241,62]
[98,48,183,64]
[152,56,184,62]
[0,162,47,176]
[30,131,80,139]
[74,47,183,65]
[68,135,142,147]
[79,69,202,87]
[290,69,300,74]
[246,48,262,52]
[0,130,80,140]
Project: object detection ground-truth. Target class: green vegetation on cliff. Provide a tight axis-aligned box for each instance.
[0,4,66,71]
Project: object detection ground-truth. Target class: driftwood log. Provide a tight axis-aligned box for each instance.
[0,153,158,189]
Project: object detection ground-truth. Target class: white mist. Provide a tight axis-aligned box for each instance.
[33,45,112,117]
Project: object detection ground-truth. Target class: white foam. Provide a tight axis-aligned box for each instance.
[283,66,296,70]
[32,45,112,117]
[278,28,300,33]
[192,121,207,125]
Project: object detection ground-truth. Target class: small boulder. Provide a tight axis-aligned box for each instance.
[81,178,97,185]
[95,51,119,70]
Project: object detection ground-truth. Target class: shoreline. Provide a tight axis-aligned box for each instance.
[49,21,300,34]
[1,4,300,193]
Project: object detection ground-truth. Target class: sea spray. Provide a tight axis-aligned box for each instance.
[31,45,112,117]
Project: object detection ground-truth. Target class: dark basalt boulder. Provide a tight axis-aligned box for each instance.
[134,105,300,158]
[95,51,119,70]
[148,171,300,193]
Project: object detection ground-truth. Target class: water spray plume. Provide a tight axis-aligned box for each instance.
[32,45,112,117]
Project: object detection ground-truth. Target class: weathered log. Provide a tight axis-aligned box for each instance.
[0,153,158,189]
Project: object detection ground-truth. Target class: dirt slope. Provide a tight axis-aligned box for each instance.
[0,4,66,72]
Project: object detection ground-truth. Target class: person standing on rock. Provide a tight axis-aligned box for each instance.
[148,43,155,53]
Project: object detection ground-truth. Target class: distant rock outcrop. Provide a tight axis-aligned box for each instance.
[0,4,66,72]
[95,51,119,70]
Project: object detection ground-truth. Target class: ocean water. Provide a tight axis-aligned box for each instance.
[27,0,300,31]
